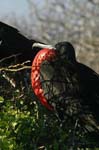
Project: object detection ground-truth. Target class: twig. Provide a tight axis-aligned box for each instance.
[0,66,31,72]
[0,61,31,72]
[2,73,16,88]
[0,54,21,63]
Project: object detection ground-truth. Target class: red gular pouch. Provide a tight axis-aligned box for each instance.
[31,48,57,110]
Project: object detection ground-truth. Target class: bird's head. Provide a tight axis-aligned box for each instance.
[55,41,76,63]
[32,41,76,63]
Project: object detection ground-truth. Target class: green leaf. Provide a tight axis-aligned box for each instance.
[0,96,4,103]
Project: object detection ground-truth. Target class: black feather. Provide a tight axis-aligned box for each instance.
[0,21,41,63]
[40,41,99,133]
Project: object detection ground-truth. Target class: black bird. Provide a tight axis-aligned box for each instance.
[31,41,99,133]
[0,21,41,63]
[0,21,99,133]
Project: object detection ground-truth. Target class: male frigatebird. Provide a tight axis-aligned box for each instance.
[31,42,99,133]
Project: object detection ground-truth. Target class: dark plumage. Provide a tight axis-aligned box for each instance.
[0,21,41,63]
[54,42,99,132]
[31,41,99,133]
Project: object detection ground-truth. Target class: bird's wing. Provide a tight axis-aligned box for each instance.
[77,63,99,94]
[0,21,41,62]
[0,22,33,60]
[77,63,99,116]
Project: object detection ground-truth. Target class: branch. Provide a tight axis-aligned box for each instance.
[0,61,31,72]
[0,54,21,63]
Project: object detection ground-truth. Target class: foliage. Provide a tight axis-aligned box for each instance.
[0,62,99,150]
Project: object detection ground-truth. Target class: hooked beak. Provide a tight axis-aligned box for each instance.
[32,43,55,50]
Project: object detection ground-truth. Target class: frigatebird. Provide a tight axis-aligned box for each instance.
[31,41,99,133]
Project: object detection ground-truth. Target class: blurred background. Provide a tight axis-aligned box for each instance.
[0,0,99,72]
